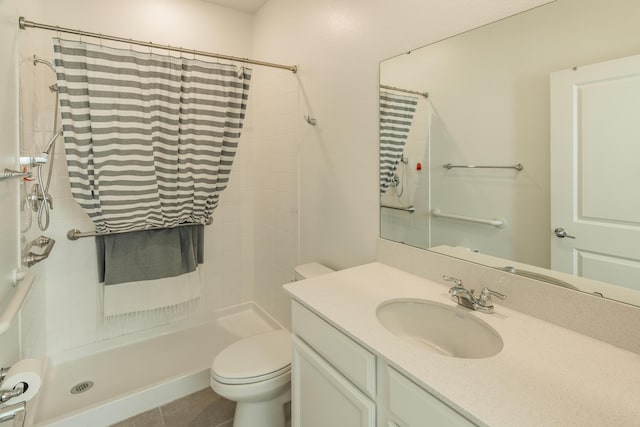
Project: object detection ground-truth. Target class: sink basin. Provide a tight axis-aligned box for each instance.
[376,299,503,359]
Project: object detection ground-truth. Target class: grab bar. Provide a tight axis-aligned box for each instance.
[0,272,36,335]
[67,217,214,240]
[0,401,26,427]
[381,205,416,213]
[431,208,505,228]
[443,163,523,171]
[1,169,32,182]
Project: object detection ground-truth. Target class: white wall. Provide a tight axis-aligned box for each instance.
[18,0,258,354]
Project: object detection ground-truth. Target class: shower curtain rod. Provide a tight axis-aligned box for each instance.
[380,84,428,98]
[18,16,297,73]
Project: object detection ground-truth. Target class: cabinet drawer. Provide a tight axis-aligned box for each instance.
[292,300,376,398]
[388,367,476,427]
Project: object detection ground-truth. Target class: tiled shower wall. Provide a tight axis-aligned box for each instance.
[250,66,301,329]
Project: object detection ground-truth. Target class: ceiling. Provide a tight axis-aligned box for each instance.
[201,0,268,14]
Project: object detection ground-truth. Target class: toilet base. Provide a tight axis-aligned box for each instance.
[233,389,291,427]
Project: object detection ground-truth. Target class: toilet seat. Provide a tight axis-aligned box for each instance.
[211,329,291,385]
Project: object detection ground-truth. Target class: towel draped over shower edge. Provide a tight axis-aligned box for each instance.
[53,38,252,314]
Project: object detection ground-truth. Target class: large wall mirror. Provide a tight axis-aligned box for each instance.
[379,0,640,307]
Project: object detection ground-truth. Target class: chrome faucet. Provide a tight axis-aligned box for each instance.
[443,275,506,313]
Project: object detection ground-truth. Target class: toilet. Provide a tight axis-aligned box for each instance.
[210,262,334,427]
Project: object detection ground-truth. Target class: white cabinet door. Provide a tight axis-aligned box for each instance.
[292,336,376,427]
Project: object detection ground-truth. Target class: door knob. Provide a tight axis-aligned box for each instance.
[554,227,575,239]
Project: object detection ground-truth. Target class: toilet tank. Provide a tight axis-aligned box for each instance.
[294,262,334,281]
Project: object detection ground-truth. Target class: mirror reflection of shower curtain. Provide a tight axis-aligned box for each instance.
[380,92,431,249]
[379,91,418,195]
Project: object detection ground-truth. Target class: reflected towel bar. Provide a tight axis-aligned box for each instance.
[443,163,523,171]
[381,205,416,213]
[431,209,505,228]
[67,217,213,240]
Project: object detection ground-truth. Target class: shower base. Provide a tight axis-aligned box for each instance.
[30,303,280,427]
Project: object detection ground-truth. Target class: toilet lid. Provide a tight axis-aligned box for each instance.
[212,329,291,384]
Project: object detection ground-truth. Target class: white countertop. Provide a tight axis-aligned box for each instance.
[284,262,640,427]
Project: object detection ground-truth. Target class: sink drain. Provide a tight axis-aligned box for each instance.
[70,381,94,394]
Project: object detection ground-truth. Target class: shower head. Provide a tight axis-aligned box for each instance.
[33,55,56,73]
[33,56,58,92]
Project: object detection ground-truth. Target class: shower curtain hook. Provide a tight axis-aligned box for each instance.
[304,115,317,126]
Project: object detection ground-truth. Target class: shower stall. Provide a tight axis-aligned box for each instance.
[10,6,301,425]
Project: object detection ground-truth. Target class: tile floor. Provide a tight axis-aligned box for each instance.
[111,388,292,427]
[111,388,235,427]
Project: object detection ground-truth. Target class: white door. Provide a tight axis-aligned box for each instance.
[550,54,640,295]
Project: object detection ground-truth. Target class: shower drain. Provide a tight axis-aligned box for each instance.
[70,381,94,394]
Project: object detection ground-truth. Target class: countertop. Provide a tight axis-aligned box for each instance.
[284,262,640,427]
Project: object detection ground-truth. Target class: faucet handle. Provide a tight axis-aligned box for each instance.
[477,287,506,307]
[480,287,506,300]
[443,275,464,287]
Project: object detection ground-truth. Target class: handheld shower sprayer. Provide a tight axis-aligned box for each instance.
[19,130,61,167]
[22,55,63,231]
[32,129,63,230]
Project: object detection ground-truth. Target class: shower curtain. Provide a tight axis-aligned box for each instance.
[53,38,251,234]
[379,90,418,194]
[53,38,252,315]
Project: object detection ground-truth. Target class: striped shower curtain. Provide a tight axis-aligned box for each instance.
[379,91,418,194]
[54,38,251,233]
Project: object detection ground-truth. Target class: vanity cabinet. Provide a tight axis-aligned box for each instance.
[290,300,477,427]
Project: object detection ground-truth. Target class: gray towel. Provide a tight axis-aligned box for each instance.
[96,225,204,285]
